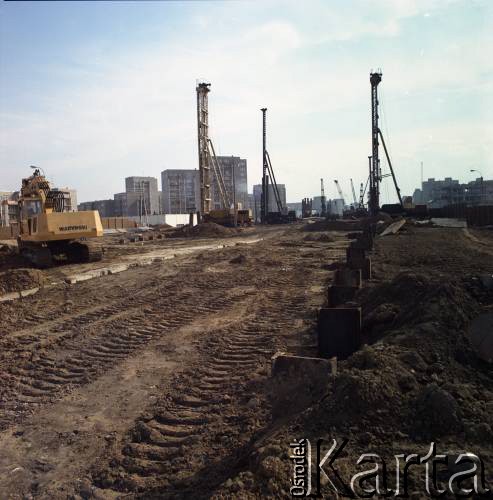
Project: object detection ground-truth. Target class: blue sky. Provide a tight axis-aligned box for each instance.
[1,0,492,203]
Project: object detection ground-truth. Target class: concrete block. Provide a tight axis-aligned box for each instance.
[346,247,366,269]
[328,285,358,307]
[334,268,362,288]
[318,307,362,359]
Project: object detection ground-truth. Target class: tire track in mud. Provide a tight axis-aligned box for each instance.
[91,282,318,497]
[0,267,257,431]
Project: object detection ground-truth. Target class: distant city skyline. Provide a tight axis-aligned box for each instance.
[1,0,492,204]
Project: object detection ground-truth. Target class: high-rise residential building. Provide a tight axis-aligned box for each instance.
[78,199,116,218]
[412,177,493,208]
[0,191,13,202]
[211,156,248,210]
[161,169,200,214]
[253,183,287,214]
[125,176,159,216]
[113,193,127,217]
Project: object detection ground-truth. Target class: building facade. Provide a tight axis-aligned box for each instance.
[113,193,127,217]
[211,156,248,210]
[161,169,200,214]
[252,183,287,214]
[125,176,159,216]
[78,199,116,218]
[412,177,493,208]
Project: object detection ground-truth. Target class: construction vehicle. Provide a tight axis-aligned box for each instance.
[203,208,253,227]
[260,108,294,224]
[17,168,103,268]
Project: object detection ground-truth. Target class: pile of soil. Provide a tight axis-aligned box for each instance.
[0,268,47,294]
[0,244,24,272]
[170,222,237,238]
[230,254,247,264]
[303,232,334,242]
[302,219,362,232]
[214,270,493,498]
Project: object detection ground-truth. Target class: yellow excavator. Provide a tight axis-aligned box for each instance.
[17,168,103,268]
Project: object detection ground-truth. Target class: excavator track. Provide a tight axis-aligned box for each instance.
[63,240,103,263]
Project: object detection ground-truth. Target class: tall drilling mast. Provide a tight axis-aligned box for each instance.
[260,108,283,223]
[197,82,212,215]
[369,71,382,216]
[320,178,327,217]
[369,71,403,215]
[196,82,231,216]
[261,108,269,223]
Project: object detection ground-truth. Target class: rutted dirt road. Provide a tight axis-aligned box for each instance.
[0,225,347,498]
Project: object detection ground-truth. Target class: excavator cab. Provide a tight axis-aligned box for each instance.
[17,168,103,268]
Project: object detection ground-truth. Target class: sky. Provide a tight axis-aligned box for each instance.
[0,0,492,204]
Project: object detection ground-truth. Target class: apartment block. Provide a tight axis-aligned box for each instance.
[161,169,200,214]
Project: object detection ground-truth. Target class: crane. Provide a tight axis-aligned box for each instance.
[350,178,357,208]
[320,178,327,217]
[334,180,345,207]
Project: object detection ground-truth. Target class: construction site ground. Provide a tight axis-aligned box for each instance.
[0,221,492,498]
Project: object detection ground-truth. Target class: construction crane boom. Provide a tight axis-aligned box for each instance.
[350,178,357,206]
[334,180,345,207]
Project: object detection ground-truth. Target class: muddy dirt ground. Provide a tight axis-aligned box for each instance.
[0,222,492,499]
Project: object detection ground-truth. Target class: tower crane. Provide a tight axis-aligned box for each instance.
[350,178,357,208]
[334,180,346,207]
[320,178,327,217]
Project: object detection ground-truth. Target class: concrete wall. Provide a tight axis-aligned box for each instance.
[127,213,197,227]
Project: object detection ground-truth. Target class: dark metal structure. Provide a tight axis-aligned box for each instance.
[320,178,327,217]
[196,82,231,215]
[260,108,283,223]
[369,71,403,215]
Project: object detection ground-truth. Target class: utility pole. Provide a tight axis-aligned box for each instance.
[261,108,269,223]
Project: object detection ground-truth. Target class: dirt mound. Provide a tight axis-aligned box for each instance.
[303,232,334,242]
[229,254,247,264]
[355,272,478,343]
[170,222,237,238]
[0,268,47,294]
[302,219,362,232]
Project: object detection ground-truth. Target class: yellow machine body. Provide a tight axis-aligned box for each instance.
[20,210,103,242]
